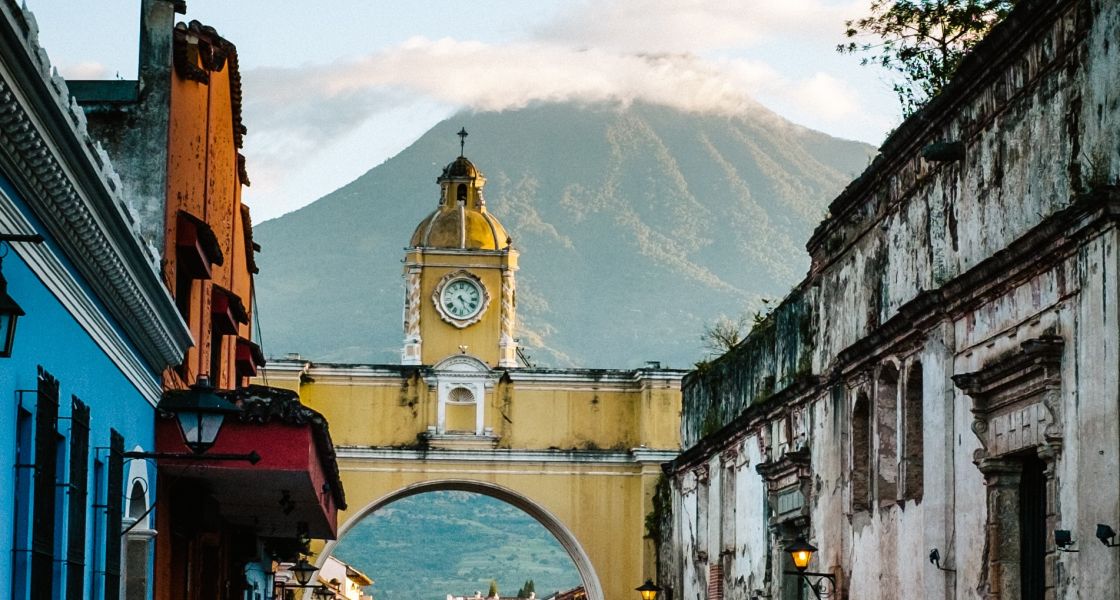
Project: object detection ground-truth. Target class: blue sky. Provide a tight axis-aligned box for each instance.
[28,0,900,221]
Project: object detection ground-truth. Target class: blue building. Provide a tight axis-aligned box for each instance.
[0,2,192,599]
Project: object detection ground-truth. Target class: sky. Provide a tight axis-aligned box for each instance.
[27,0,901,222]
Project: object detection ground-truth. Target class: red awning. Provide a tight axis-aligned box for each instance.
[155,385,344,540]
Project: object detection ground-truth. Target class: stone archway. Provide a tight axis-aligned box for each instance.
[318,479,606,600]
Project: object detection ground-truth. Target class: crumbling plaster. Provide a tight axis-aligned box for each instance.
[663,1,1120,598]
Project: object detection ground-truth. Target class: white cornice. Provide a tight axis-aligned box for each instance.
[0,1,192,370]
[261,360,687,390]
[336,446,679,465]
[0,193,162,405]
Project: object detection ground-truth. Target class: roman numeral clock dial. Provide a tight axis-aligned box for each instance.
[433,272,489,328]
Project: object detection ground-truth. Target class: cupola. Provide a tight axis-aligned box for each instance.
[408,130,511,251]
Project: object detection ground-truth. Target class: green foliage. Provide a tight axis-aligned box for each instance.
[516,580,536,598]
[488,581,499,598]
[700,313,750,355]
[644,474,671,547]
[838,1,1016,115]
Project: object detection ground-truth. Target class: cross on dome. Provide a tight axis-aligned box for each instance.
[457,127,468,157]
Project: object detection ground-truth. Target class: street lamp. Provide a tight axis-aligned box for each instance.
[123,377,260,464]
[290,558,319,586]
[0,268,24,358]
[162,376,241,454]
[312,585,336,600]
[784,537,835,599]
[636,580,661,600]
[0,233,44,358]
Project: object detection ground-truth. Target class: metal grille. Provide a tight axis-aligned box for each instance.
[66,397,90,599]
[31,367,60,600]
[104,430,124,600]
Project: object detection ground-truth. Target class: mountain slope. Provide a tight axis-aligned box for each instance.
[253,102,874,367]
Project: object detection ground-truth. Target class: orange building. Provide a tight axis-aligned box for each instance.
[72,1,344,598]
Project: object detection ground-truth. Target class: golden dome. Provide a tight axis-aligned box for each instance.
[409,155,512,251]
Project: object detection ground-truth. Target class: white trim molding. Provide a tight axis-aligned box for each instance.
[0,1,192,372]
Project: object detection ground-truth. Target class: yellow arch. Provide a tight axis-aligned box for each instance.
[319,478,605,600]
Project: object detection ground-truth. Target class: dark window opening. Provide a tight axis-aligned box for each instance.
[457,183,468,204]
[851,392,872,512]
[210,320,224,386]
[1019,454,1046,600]
[175,266,193,322]
[903,363,924,499]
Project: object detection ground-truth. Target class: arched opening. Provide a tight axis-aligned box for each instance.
[851,392,871,512]
[319,480,604,600]
[875,363,899,505]
[903,361,924,500]
[123,456,155,600]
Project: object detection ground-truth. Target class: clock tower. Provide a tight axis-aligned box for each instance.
[402,137,519,368]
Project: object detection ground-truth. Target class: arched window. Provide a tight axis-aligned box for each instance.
[876,364,900,505]
[851,392,872,512]
[122,468,156,600]
[457,184,468,204]
[903,362,924,499]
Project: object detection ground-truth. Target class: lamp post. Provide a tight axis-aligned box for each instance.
[636,580,661,600]
[784,537,836,599]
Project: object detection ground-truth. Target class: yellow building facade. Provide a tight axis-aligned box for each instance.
[260,149,684,600]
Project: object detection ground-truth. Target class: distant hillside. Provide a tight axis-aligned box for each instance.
[253,102,874,367]
[332,492,581,600]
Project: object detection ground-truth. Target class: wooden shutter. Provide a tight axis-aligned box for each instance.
[30,367,60,600]
[104,430,124,600]
[66,397,90,599]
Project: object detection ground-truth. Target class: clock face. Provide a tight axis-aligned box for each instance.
[441,278,484,319]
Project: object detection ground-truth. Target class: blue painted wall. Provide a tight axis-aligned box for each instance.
[0,185,163,599]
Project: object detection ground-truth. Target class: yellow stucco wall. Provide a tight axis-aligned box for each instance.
[260,361,683,600]
[266,366,680,451]
[405,249,517,368]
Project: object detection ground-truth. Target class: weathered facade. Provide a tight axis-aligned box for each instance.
[660,0,1120,598]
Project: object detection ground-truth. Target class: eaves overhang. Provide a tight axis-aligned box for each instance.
[0,1,193,370]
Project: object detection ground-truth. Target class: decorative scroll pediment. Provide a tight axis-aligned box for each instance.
[952,336,1063,463]
[756,447,812,526]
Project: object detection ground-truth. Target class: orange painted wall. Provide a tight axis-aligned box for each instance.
[161,31,256,392]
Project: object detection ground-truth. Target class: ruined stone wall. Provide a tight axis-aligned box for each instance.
[666,0,1120,598]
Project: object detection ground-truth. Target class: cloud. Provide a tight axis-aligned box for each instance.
[236,0,888,219]
[536,0,865,54]
[58,61,110,79]
[244,37,774,128]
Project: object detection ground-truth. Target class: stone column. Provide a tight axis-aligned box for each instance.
[978,458,1023,600]
[498,269,518,367]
